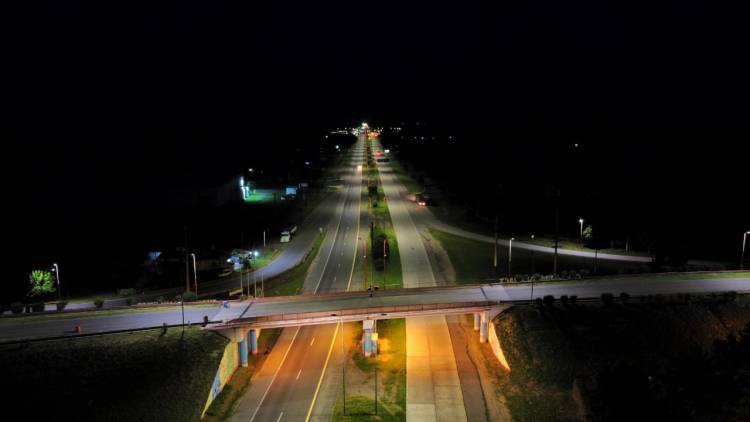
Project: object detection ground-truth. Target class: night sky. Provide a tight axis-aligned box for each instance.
[6,1,748,298]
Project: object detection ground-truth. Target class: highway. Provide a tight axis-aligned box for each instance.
[373,138,468,421]
[229,136,364,422]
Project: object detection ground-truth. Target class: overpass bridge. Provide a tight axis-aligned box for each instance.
[209,275,750,363]
[209,285,512,362]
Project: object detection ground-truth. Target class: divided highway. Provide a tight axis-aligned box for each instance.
[229,136,364,422]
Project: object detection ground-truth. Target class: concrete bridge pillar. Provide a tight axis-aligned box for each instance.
[473,312,481,331]
[239,337,248,367]
[362,319,378,357]
[249,329,259,355]
[479,311,489,343]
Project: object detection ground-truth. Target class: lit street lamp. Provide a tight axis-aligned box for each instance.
[190,253,198,296]
[742,231,750,270]
[508,237,514,278]
[51,263,61,300]
[579,218,584,241]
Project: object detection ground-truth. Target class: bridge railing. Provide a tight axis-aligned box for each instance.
[227,300,499,327]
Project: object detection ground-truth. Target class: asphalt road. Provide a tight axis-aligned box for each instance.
[216,276,750,324]
[0,306,220,342]
[229,136,364,422]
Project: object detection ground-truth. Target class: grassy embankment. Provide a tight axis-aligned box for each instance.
[202,328,282,421]
[492,296,750,421]
[0,327,228,421]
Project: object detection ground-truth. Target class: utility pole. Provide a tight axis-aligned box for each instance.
[741,231,749,270]
[341,319,346,415]
[554,210,559,277]
[493,215,498,282]
[383,238,387,290]
[363,239,368,290]
[191,253,198,296]
[184,226,190,293]
[263,230,266,248]
[508,238,514,278]
[254,272,257,298]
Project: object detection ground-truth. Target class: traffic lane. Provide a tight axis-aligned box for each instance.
[252,324,337,422]
[245,137,362,421]
[0,307,220,342]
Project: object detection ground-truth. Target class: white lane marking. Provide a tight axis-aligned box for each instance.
[310,337,315,346]
[296,369,302,381]
[305,323,341,422]
[249,327,301,422]
[277,412,284,422]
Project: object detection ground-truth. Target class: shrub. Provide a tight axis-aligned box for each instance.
[543,295,555,308]
[125,297,134,306]
[534,297,544,308]
[118,288,136,297]
[723,291,738,303]
[619,292,631,304]
[560,295,569,306]
[601,293,615,306]
[579,269,590,278]
[32,302,45,312]
[182,291,198,302]
[532,273,541,281]
[570,295,578,305]
[654,294,665,304]
[56,301,68,311]
[156,296,164,304]
[94,299,104,308]
[560,270,569,279]
[10,302,24,314]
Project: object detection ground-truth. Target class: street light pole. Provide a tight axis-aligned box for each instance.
[742,231,749,270]
[52,263,61,300]
[190,253,198,296]
[579,218,584,242]
[508,238,514,278]
[493,215,498,282]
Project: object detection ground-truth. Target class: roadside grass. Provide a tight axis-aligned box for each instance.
[429,228,643,282]
[0,303,218,326]
[264,231,326,297]
[203,328,282,421]
[248,246,282,272]
[335,318,406,422]
[0,326,228,422]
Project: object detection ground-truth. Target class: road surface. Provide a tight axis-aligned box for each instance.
[374,139,468,422]
[229,136,364,422]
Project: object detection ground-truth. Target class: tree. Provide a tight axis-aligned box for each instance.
[28,270,56,298]
[582,225,593,241]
